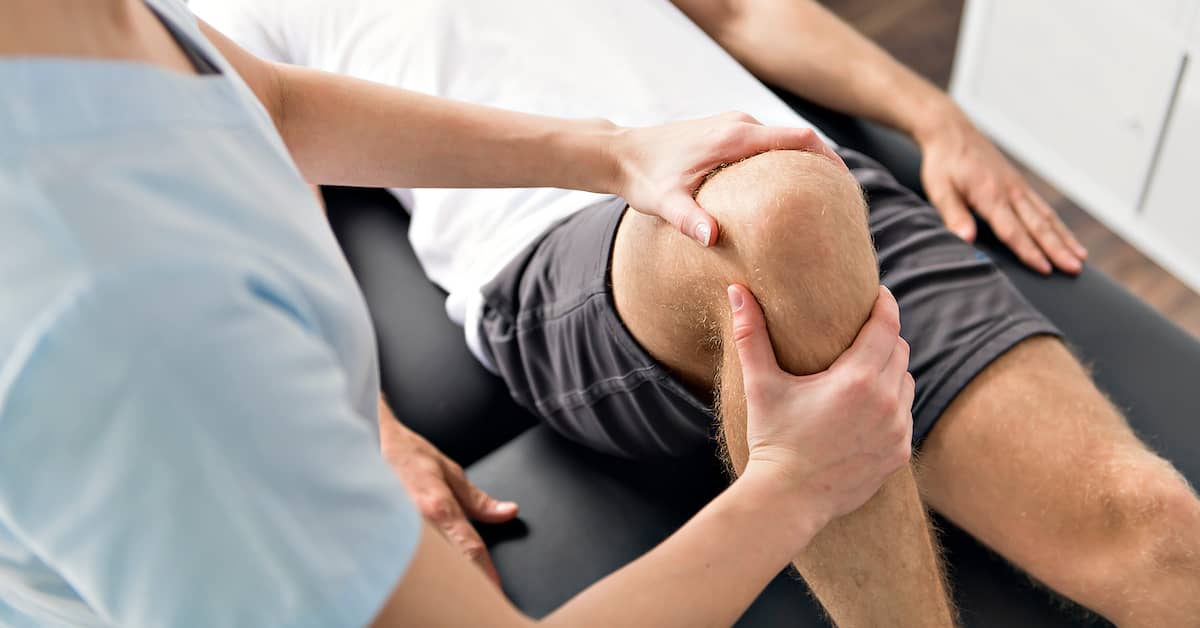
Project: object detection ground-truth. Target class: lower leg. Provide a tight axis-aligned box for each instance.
[919,337,1200,626]
[718,326,955,627]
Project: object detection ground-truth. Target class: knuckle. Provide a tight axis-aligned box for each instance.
[1026,214,1050,236]
[724,110,754,123]
[668,209,687,231]
[991,220,1016,240]
[1032,198,1055,217]
[886,388,903,411]
[792,127,818,146]
[418,495,456,523]
[878,389,901,415]
[410,456,441,477]
[462,541,487,559]
[443,459,465,478]
[844,369,872,394]
[1020,239,1043,256]
[731,321,759,345]
[716,127,744,151]
[883,314,902,337]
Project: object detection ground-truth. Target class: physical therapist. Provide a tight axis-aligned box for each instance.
[0,1,914,626]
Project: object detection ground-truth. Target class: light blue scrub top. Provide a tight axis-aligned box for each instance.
[0,1,422,626]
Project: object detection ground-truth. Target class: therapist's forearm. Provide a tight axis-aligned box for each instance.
[540,467,824,627]
[273,63,622,192]
[198,17,620,192]
[677,0,958,143]
[381,464,828,628]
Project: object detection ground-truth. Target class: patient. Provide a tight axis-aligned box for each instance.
[195,0,1200,624]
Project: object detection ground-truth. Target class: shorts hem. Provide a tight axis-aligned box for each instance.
[913,317,1062,444]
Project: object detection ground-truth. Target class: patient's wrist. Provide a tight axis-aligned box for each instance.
[909,93,969,147]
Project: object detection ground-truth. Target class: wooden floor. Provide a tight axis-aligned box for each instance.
[822,0,1200,338]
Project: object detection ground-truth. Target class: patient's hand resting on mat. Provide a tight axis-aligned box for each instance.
[377,399,517,586]
[915,109,1088,275]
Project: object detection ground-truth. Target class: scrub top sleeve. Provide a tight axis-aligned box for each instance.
[0,264,421,628]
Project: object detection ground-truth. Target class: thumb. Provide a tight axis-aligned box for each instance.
[728,284,782,395]
[448,471,519,524]
[928,180,976,242]
[673,195,718,246]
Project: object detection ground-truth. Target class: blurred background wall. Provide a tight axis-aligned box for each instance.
[822,0,1200,338]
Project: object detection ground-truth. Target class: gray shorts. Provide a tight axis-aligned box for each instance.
[480,148,1061,458]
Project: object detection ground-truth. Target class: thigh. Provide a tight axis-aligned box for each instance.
[916,336,1180,589]
[842,147,1063,443]
[611,207,728,395]
[481,198,714,458]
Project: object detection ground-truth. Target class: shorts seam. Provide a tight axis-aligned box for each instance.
[523,201,713,423]
[508,286,609,331]
[532,359,665,416]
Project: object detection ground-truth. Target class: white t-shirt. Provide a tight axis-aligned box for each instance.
[191,0,823,370]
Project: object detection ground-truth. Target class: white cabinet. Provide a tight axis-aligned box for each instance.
[953,0,1200,293]
[1142,61,1200,271]
[1142,0,1197,35]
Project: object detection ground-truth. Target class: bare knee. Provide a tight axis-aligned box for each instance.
[1083,453,1200,603]
[698,149,879,374]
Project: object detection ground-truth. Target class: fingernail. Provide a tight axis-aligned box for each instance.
[496,501,518,512]
[693,222,712,246]
[727,285,744,312]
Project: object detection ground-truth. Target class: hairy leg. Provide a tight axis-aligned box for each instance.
[613,150,955,626]
[718,332,955,626]
[918,336,1200,626]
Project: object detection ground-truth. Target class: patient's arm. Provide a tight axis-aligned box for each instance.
[197,19,838,247]
[673,0,1087,274]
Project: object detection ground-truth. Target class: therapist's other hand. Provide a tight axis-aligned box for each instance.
[378,409,517,586]
[616,112,845,247]
[729,284,913,525]
[917,108,1087,275]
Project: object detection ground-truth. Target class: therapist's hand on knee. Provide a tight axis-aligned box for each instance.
[729,284,914,525]
[616,112,845,247]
